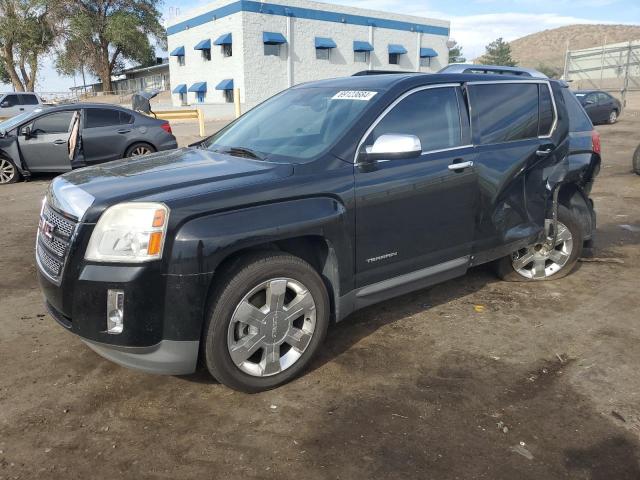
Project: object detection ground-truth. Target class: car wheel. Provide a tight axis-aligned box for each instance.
[496,205,583,282]
[203,252,330,392]
[0,157,20,184]
[125,143,156,158]
[633,144,640,175]
[608,109,618,124]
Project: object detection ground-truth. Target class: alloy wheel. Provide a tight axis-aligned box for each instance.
[227,277,317,377]
[609,110,618,124]
[511,219,573,279]
[131,146,152,156]
[0,158,16,184]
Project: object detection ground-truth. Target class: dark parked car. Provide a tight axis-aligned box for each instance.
[0,104,177,184]
[574,90,622,124]
[37,73,600,392]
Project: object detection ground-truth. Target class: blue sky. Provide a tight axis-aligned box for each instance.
[2,0,639,93]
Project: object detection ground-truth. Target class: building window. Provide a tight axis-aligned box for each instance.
[196,92,205,103]
[389,53,400,65]
[420,57,431,67]
[354,51,369,63]
[178,55,185,66]
[264,44,280,56]
[223,90,234,103]
[202,49,211,61]
[223,44,232,57]
[316,48,330,60]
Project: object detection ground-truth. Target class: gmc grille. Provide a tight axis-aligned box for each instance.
[36,203,78,282]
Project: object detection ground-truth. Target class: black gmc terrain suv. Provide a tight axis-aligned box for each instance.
[37,72,600,392]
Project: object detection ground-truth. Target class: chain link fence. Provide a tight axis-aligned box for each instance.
[564,39,639,109]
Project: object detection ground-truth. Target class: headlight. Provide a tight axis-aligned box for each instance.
[85,203,169,263]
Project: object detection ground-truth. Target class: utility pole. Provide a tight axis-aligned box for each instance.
[622,40,632,108]
[562,40,570,81]
[599,35,607,89]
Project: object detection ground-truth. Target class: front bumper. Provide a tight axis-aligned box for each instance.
[39,256,212,375]
[83,338,199,375]
[46,298,199,375]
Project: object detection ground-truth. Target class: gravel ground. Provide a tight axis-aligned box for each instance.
[0,114,639,479]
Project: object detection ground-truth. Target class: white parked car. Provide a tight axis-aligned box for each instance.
[0,92,45,119]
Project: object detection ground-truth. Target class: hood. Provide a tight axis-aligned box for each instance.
[55,147,294,219]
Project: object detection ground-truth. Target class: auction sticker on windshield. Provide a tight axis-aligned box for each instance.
[332,91,378,101]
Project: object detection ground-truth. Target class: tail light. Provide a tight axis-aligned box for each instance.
[161,122,172,135]
[591,130,601,155]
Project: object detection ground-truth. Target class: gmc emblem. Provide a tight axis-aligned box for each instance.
[39,218,55,239]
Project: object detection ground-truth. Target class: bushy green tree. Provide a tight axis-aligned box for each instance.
[57,0,166,93]
[482,37,517,67]
[448,41,466,64]
[0,0,59,91]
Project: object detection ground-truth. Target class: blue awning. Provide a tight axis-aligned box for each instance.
[420,47,438,58]
[215,79,234,90]
[353,41,373,52]
[263,32,287,45]
[315,37,336,49]
[172,84,187,94]
[170,46,185,56]
[388,44,407,55]
[188,82,207,93]
[214,33,232,45]
[194,39,211,50]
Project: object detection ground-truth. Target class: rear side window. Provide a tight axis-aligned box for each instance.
[561,89,593,132]
[85,108,122,128]
[370,87,462,152]
[20,94,39,105]
[119,111,134,124]
[538,84,554,136]
[31,111,75,134]
[469,83,539,144]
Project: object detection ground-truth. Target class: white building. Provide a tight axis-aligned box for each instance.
[165,0,450,108]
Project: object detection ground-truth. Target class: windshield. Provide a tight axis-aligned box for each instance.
[203,87,378,161]
[0,110,38,132]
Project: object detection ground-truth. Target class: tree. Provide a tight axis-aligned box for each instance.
[0,0,59,91]
[57,0,166,93]
[482,37,517,67]
[448,41,466,64]
[0,58,10,85]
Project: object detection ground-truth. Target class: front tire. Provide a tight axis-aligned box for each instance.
[496,205,583,282]
[608,109,618,124]
[0,157,20,184]
[203,252,330,392]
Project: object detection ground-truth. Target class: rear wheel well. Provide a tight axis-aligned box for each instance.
[124,141,156,157]
[558,183,594,241]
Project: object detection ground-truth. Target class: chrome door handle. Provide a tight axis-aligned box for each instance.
[536,148,553,157]
[116,129,131,134]
[53,139,66,145]
[448,160,474,170]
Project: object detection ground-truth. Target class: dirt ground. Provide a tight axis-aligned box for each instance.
[1,112,640,480]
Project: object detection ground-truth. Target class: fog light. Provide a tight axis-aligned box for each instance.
[107,289,124,334]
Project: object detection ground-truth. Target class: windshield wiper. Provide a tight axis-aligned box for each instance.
[219,146,265,160]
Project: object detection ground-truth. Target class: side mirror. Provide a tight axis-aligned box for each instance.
[0,101,9,108]
[22,125,32,139]
[362,134,422,162]
[585,99,595,105]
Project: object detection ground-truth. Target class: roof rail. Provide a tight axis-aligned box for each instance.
[352,70,416,76]
[438,64,548,79]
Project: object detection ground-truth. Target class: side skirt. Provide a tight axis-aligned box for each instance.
[336,256,469,322]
